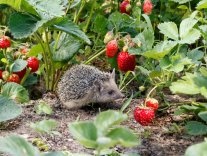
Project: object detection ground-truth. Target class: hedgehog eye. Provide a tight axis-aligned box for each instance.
[108,90,114,95]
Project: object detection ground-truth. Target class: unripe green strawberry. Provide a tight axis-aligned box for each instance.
[145,98,159,111]
[0,36,11,49]
[117,51,136,72]
[134,106,155,126]
[104,31,114,44]
[120,0,131,15]
[106,39,119,58]
[143,0,153,15]
[2,71,9,81]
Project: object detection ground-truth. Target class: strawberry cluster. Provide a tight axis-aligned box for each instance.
[0,35,39,84]
[104,32,136,72]
[134,98,159,126]
[119,0,153,15]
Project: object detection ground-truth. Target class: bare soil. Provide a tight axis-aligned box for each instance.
[0,93,204,156]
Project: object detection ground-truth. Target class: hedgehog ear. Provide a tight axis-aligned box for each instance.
[111,68,115,79]
[93,80,102,92]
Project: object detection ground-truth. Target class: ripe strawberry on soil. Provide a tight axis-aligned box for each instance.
[0,36,11,49]
[143,0,153,15]
[117,51,136,72]
[146,98,159,111]
[27,57,39,72]
[7,74,20,84]
[120,0,131,15]
[106,39,119,58]
[134,106,155,126]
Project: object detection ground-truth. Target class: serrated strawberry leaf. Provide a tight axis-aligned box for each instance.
[158,22,179,40]
[196,0,207,10]
[54,18,91,45]
[142,41,177,60]
[170,72,207,96]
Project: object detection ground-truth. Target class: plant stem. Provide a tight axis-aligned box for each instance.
[84,48,105,64]
[74,0,86,23]
[145,85,158,104]
[83,0,95,32]
[34,33,49,89]
[44,29,55,91]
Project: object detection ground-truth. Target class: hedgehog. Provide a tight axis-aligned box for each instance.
[57,64,124,109]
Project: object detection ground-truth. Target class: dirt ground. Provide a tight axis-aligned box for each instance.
[0,93,204,156]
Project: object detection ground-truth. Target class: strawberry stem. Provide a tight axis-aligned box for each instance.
[145,85,158,105]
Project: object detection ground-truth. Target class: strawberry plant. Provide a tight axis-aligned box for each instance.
[0,0,91,91]
[69,110,139,155]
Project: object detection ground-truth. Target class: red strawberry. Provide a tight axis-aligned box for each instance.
[143,0,153,15]
[106,39,119,58]
[117,51,136,72]
[7,74,20,84]
[0,36,11,49]
[27,57,39,72]
[14,68,26,79]
[145,98,159,111]
[134,106,155,126]
[0,70,3,79]
[120,0,131,15]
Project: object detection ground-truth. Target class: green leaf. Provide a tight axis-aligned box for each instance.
[69,0,81,9]
[198,111,207,122]
[170,72,207,96]
[92,14,108,35]
[142,14,153,32]
[169,55,192,73]
[179,18,198,38]
[106,127,139,147]
[170,0,192,4]
[199,67,207,77]
[0,135,40,156]
[11,59,27,72]
[94,110,127,135]
[196,0,207,10]
[187,49,204,64]
[121,94,133,112]
[133,28,154,51]
[142,41,177,60]
[185,121,207,135]
[1,82,29,103]
[0,95,22,122]
[9,13,40,39]
[54,18,91,45]
[179,28,201,44]
[26,0,66,20]
[158,22,179,40]
[52,34,82,62]
[35,100,53,115]
[185,141,207,156]
[69,121,97,148]
[0,0,22,11]
[28,44,44,56]
[200,87,207,99]
[30,119,58,134]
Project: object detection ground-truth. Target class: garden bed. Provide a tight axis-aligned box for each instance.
[0,93,203,156]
